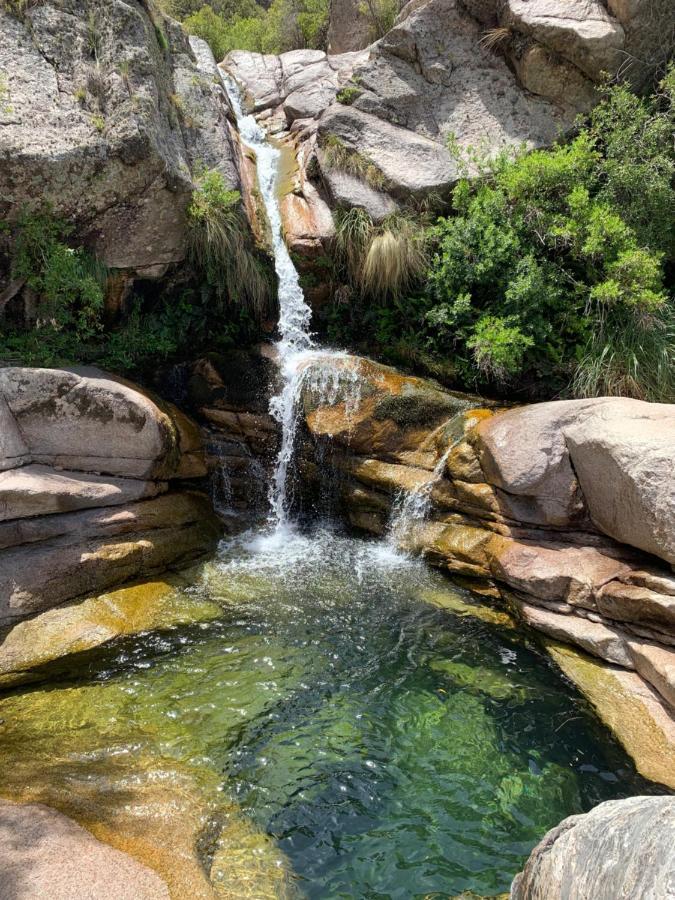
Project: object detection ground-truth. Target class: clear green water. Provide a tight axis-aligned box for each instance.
[0,528,661,898]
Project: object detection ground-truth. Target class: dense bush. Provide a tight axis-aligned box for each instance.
[180,0,328,59]
[326,69,675,401]
[0,175,271,372]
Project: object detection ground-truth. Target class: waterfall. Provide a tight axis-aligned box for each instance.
[221,73,358,532]
[388,447,453,546]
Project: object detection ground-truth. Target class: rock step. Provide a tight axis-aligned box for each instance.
[0,464,165,522]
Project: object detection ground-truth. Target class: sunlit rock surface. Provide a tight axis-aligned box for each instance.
[0,367,220,623]
[511,795,675,899]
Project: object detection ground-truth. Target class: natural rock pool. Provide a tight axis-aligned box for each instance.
[0,528,661,898]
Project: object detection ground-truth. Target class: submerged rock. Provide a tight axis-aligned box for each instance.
[511,795,675,899]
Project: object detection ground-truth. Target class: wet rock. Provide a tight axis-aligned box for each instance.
[511,796,675,899]
[546,642,675,789]
[0,799,171,900]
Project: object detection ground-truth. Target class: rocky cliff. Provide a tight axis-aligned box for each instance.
[0,367,220,625]
[0,0,245,287]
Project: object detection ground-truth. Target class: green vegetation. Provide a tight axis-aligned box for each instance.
[186,167,272,319]
[326,69,675,401]
[336,85,362,105]
[0,173,272,371]
[177,0,328,58]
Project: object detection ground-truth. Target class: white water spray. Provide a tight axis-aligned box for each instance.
[388,447,453,546]
[221,73,359,532]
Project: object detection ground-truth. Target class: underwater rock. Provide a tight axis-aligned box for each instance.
[511,795,675,899]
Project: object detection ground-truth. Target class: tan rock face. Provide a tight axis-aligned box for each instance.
[0,367,218,624]
[565,403,675,565]
[628,640,675,711]
[0,800,171,900]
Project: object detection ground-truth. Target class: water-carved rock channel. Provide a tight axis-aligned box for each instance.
[0,68,673,900]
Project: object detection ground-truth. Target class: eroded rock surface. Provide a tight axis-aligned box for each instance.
[0,367,220,624]
[511,795,675,899]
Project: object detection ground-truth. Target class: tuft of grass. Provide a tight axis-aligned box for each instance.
[571,306,675,402]
[155,23,169,53]
[336,85,362,105]
[187,167,272,321]
[478,26,513,52]
[361,216,428,299]
[321,135,387,191]
[91,113,105,133]
[0,0,41,19]
[335,208,428,299]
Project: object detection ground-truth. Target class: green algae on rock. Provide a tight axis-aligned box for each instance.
[0,577,222,689]
[545,641,675,791]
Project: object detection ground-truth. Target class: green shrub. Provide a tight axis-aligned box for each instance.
[11,210,106,342]
[324,67,675,400]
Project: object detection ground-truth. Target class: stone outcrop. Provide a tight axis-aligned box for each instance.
[510,796,675,900]
[224,0,673,300]
[291,353,675,785]
[0,367,220,625]
[0,799,171,900]
[0,2,242,281]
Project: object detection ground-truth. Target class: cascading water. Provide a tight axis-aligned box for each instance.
[220,72,358,532]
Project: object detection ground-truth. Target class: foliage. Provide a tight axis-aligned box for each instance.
[181,0,328,58]
[324,69,675,400]
[358,0,397,41]
[10,210,105,342]
[186,167,273,320]
[336,85,362,105]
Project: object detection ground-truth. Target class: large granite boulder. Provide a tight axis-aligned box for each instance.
[0,3,241,277]
[511,796,675,899]
[0,800,170,899]
[0,367,219,624]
